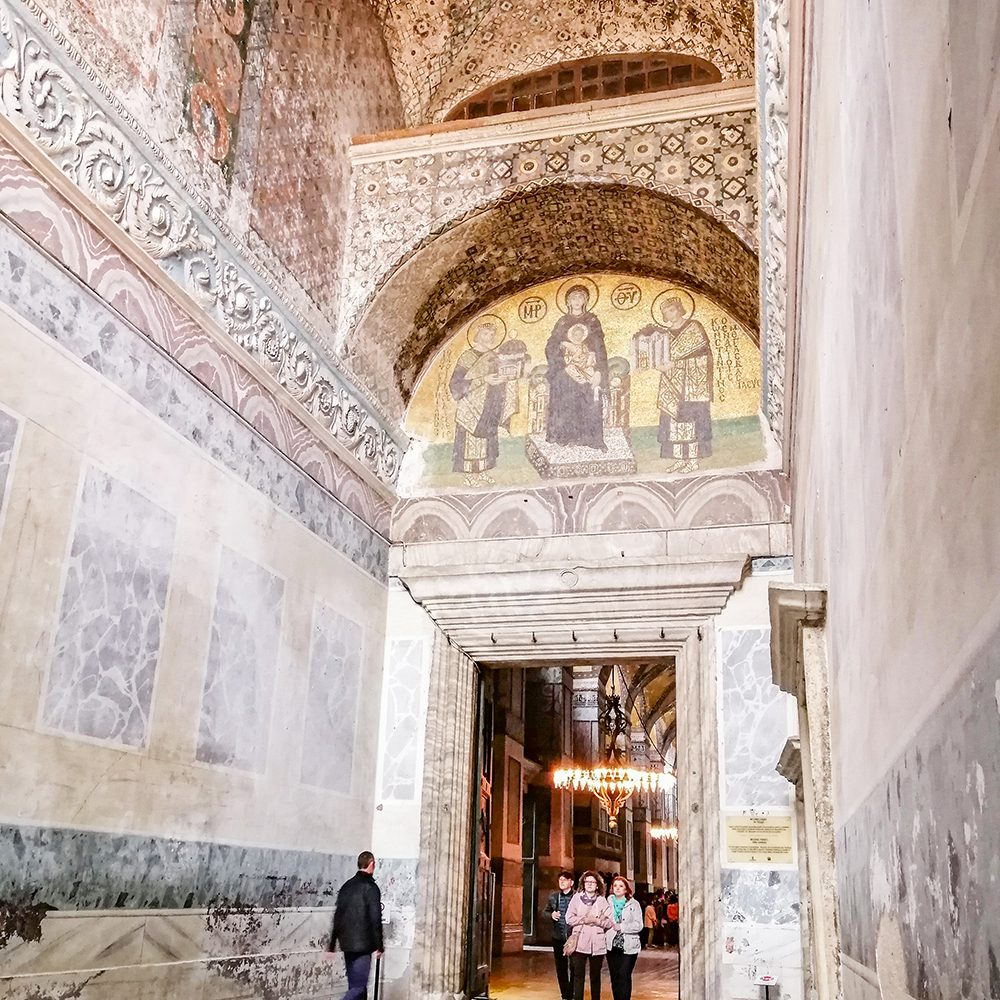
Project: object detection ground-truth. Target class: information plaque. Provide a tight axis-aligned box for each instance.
[724,814,794,864]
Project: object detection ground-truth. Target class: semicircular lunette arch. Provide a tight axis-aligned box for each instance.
[344,183,758,422]
[369,0,754,125]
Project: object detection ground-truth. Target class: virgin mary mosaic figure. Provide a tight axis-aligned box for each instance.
[544,279,608,451]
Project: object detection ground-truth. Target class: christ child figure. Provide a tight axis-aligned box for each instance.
[561,323,601,400]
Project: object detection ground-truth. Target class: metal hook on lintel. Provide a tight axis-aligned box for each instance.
[572,630,578,643]
[613,629,619,641]
[491,632,497,644]
[660,627,666,640]
[697,627,703,641]
[531,631,538,644]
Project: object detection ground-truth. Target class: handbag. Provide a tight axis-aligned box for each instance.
[563,927,581,956]
[612,930,625,951]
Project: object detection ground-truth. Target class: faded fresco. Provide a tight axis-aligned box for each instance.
[404,274,765,490]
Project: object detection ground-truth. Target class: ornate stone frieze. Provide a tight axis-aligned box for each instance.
[760,0,790,442]
[0,0,405,487]
[392,471,789,543]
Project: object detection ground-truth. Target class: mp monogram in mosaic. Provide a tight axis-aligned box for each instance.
[0,405,19,519]
[42,467,175,747]
[380,638,428,800]
[344,105,758,345]
[720,627,792,810]
[197,548,285,772]
[404,273,765,491]
[300,604,364,793]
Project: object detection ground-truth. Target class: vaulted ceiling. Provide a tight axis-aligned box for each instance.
[367,0,755,125]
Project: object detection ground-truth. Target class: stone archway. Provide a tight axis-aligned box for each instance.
[393,537,754,1000]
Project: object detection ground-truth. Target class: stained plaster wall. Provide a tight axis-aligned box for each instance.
[0,212,395,999]
[715,563,802,1000]
[25,0,403,348]
[791,1,1000,996]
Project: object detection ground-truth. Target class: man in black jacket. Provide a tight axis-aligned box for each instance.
[543,870,576,1000]
[328,851,384,999]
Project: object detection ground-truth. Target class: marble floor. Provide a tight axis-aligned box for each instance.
[491,946,680,1000]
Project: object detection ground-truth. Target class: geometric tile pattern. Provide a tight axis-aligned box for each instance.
[42,467,175,748]
[343,107,758,344]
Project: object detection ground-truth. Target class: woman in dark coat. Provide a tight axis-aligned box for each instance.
[544,284,608,450]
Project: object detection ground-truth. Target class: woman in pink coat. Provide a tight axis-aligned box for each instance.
[565,871,613,1000]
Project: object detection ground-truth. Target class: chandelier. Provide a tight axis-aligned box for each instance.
[651,825,679,840]
[553,754,676,831]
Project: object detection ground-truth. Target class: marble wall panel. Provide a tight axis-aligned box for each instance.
[41,467,175,748]
[0,405,19,521]
[0,824,356,910]
[720,627,792,810]
[300,605,364,793]
[379,638,427,801]
[835,618,1000,997]
[197,549,285,772]
[0,211,389,580]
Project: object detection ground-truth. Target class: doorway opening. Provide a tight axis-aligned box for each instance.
[468,662,682,1000]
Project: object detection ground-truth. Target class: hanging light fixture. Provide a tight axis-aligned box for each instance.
[553,756,676,831]
[552,667,676,831]
[650,825,679,840]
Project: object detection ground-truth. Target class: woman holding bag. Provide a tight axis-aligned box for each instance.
[565,871,613,1000]
[605,875,644,1000]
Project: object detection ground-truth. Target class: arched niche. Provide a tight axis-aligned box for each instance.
[343,182,759,422]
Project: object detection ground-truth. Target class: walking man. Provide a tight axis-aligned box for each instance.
[544,870,577,1000]
[328,851,384,999]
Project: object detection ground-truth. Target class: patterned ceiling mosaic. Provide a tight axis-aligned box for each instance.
[343,103,758,343]
[345,182,759,421]
[366,0,754,124]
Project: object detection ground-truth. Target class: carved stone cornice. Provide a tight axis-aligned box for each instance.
[768,581,827,703]
[394,546,749,662]
[0,0,405,488]
[761,0,790,444]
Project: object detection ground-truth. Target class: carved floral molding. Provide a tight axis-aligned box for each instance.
[0,0,404,487]
[761,0,789,443]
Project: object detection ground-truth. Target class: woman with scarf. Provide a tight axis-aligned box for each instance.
[605,875,644,1000]
[565,870,613,1000]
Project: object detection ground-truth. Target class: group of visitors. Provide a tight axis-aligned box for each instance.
[641,889,680,948]
[545,870,679,1000]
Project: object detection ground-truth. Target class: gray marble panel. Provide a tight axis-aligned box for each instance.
[836,619,1000,997]
[0,823,357,911]
[41,468,174,747]
[380,638,427,801]
[750,556,793,574]
[300,604,363,793]
[0,406,19,516]
[720,627,792,809]
[721,868,800,926]
[0,220,388,582]
[197,548,284,772]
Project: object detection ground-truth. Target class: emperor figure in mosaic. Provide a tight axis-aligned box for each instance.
[407,272,767,492]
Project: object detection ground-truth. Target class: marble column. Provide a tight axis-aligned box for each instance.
[677,625,722,1000]
[411,632,478,1000]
